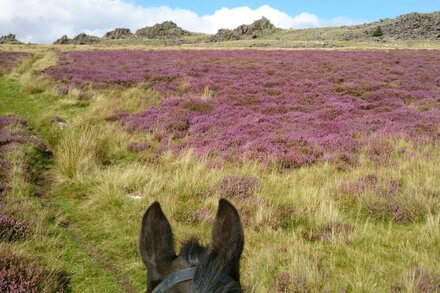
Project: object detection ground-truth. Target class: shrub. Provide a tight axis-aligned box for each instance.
[0,253,46,292]
[372,26,384,37]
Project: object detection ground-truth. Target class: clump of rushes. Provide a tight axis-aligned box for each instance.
[0,215,31,241]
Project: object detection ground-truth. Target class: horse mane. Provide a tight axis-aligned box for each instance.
[179,238,207,266]
[179,239,242,292]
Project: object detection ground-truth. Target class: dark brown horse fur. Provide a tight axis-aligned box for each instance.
[139,198,244,292]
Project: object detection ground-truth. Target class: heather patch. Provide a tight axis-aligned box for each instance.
[301,222,353,242]
[0,116,27,128]
[46,50,439,166]
[213,175,262,199]
[0,252,65,293]
[275,272,311,292]
[187,208,211,224]
[0,115,45,240]
[0,253,46,293]
[270,206,299,231]
[336,174,433,222]
[0,52,30,75]
[0,115,34,172]
[3,48,440,291]
[364,195,426,223]
[392,267,440,292]
[0,215,31,241]
[0,115,30,202]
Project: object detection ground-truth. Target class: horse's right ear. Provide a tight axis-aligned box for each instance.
[211,198,244,280]
[139,202,176,281]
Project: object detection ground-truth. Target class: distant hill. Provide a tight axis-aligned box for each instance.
[49,11,440,46]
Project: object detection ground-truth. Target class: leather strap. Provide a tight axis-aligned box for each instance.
[152,267,196,293]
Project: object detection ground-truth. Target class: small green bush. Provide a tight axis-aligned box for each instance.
[372,26,384,37]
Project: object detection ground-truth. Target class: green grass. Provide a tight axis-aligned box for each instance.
[1,48,440,292]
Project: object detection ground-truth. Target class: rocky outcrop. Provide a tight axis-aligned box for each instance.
[104,28,133,39]
[363,11,440,40]
[135,21,191,38]
[53,33,101,45]
[381,12,440,39]
[210,29,243,42]
[71,33,101,44]
[53,35,70,45]
[235,17,277,36]
[210,17,278,42]
[0,34,23,45]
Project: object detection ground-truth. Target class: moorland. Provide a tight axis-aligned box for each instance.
[1,11,440,293]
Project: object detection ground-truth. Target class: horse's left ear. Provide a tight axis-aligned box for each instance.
[139,202,176,282]
[211,198,244,280]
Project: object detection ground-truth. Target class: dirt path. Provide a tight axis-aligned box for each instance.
[1,75,138,293]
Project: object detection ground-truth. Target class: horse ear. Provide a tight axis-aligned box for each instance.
[139,202,176,280]
[211,198,244,278]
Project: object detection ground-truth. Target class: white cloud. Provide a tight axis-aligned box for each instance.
[0,1,363,44]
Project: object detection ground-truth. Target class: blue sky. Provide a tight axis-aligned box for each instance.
[136,0,440,21]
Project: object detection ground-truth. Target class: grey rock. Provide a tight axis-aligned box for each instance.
[210,17,278,42]
[54,33,100,45]
[104,28,133,39]
[0,34,23,44]
[366,11,440,40]
[71,33,101,45]
[136,21,191,39]
[53,35,71,45]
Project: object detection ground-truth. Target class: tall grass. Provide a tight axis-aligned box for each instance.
[38,90,440,292]
[1,48,439,292]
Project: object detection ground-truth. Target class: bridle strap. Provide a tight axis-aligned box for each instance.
[152,267,196,293]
